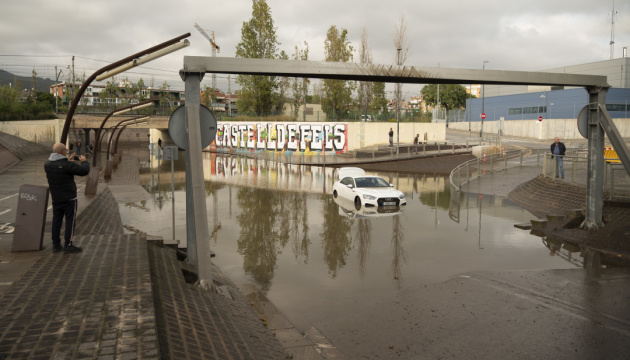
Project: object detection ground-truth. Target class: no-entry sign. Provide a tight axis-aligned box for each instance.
[481,113,486,119]
[538,116,543,122]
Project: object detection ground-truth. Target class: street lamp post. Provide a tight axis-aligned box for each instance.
[54,67,63,114]
[396,47,401,157]
[106,116,149,160]
[60,33,190,145]
[481,60,489,140]
[93,99,157,166]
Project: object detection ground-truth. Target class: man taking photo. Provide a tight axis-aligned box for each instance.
[44,142,90,253]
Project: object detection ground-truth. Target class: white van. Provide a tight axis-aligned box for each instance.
[360,115,372,122]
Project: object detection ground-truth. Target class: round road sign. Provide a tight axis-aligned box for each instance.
[168,104,217,150]
[538,116,543,122]
[481,113,486,119]
[577,105,589,139]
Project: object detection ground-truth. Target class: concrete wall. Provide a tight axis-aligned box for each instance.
[0,119,63,148]
[448,118,630,140]
[347,122,445,149]
[2,119,446,154]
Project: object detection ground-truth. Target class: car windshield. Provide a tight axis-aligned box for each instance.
[355,177,390,188]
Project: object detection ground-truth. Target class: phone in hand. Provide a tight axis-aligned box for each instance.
[73,156,80,161]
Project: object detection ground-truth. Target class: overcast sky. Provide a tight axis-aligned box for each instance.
[1,0,628,98]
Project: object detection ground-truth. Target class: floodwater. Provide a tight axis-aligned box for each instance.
[122,149,579,331]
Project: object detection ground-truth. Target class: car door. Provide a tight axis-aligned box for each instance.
[339,177,356,199]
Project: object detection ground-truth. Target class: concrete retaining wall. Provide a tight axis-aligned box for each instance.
[2,119,446,153]
[347,122,445,149]
[0,119,63,147]
[448,118,630,140]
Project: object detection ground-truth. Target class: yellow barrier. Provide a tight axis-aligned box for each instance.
[604,147,621,163]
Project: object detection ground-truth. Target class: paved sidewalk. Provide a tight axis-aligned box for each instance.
[0,149,289,359]
[0,234,158,359]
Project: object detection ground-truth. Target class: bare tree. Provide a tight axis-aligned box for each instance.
[291,41,309,120]
[358,27,373,121]
[392,15,410,154]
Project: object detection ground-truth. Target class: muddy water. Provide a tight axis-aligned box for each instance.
[123,151,577,331]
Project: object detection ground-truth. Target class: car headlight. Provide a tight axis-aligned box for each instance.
[399,193,405,199]
[363,194,377,200]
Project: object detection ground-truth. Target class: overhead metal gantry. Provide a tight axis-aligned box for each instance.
[181,56,630,284]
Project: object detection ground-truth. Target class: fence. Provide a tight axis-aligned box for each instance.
[448,146,630,200]
[449,149,525,193]
[541,152,630,199]
[212,140,474,166]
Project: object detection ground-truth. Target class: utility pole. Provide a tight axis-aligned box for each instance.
[481,60,489,140]
[31,69,37,102]
[468,84,472,133]
[72,56,76,102]
[396,47,401,157]
[54,65,63,113]
[227,74,231,117]
[610,1,617,60]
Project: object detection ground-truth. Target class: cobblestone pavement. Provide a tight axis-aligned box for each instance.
[0,146,289,359]
[149,246,289,360]
[0,232,158,360]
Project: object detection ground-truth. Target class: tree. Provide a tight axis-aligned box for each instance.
[98,77,120,111]
[235,0,281,116]
[371,82,388,117]
[358,27,373,119]
[322,25,354,120]
[137,78,147,101]
[420,84,468,110]
[201,86,215,108]
[290,41,309,120]
[274,50,290,115]
[392,15,410,126]
[158,81,172,112]
[36,91,56,109]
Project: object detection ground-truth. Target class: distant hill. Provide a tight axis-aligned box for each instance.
[0,69,56,92]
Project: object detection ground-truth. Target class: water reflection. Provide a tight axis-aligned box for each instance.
[236,188,309,291]
[390,214,406,289]
[320,196,352,278]
[131,151,581,296]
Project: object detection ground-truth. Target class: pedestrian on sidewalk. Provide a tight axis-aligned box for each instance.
[44,143,90,254]
[389,128,394,147]
[550,136,566,179]
[76,140,82,155]
[414,134,419,154]
[158,138,162,149]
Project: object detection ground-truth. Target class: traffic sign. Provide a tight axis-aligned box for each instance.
[481,113,486,119]
[538,116,543,122]
[577,105,588,138]
[168,104,217,150]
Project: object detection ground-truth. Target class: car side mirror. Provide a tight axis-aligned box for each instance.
[347,184,354,189]
[389,183,394,187]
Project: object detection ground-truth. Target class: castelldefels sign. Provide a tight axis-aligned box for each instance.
[212,122,348,153]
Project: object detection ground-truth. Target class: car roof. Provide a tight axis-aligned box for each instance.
[337,167,365,180]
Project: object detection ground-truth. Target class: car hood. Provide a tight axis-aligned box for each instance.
[356,187,402,197]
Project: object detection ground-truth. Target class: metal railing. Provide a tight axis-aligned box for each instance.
[541,152,630,199]
[449,149,524,193]
[211,140,475,166]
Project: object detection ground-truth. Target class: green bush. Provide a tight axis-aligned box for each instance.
[0,86,57,121]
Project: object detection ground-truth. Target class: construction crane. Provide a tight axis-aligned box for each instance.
[194,22,220,90]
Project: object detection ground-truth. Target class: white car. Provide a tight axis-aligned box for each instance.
[334,196,404,219]
[332,167,406,209]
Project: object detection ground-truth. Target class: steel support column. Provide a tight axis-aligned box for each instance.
[181,71,212,287]
[582,87,607,230]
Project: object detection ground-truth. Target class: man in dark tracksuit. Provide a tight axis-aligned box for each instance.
[44,143,90,253]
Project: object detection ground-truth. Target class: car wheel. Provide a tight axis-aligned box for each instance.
[333,190,338,198]
[354,196,361,210]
